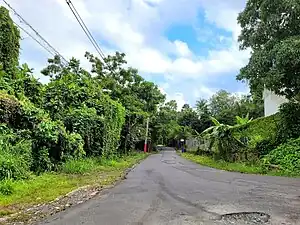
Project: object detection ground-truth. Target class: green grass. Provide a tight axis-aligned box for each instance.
[181,152,300,177]
[0,153,148,216]
[181,152,263,174]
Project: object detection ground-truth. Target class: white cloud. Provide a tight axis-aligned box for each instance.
[194,86,216,99]
[0,0,249,107]
[174,40,192,57]
[159,86,186,111]
[199,0,247,39]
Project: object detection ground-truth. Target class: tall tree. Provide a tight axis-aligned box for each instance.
[0,7,20,76]
[84,52,165,152]
[237,0,300,100]
[208,90,237,125]
[195,98,212,132]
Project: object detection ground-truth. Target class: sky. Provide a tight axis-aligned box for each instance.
[1,0,251,110]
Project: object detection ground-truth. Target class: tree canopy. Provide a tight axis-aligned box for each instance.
[237,0,300,100]
[0,6,20,76]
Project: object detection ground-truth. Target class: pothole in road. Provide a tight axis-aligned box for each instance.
[219,212,270,224]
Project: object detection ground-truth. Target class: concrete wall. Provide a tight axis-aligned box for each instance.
[263,89,288,116]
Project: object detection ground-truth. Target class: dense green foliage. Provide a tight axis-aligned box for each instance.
[0,7,20,75]
[237,0,300,100]
[177,0,300,177]
[197,113,284,163]
[231,114,280,148]
[0,8,163,189]
[264,138,300,174]
[277,102,300,142]
[196,90,264,126]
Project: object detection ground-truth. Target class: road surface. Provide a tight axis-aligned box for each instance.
[41,149,300,225]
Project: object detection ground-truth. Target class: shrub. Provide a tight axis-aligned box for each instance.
[231,114,280,148]
[0,152,30,180]
[32,120,85,172]
[31,120,63,172]
[64,106,103,156]
[62,132,85,160]
[0,126,32,180]
[264,138,300,173]
[0,91,21,127]
[277,102,300,142]
[86,96,125,158]
[0,179,14,196]
[19,98,50,130]
[255,139,277,157]
[31,146,53,173]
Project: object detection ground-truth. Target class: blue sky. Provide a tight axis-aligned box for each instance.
[1,0,250,109]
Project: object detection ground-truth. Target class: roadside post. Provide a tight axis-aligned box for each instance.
[144,117,149,153]
[180,139,185,153]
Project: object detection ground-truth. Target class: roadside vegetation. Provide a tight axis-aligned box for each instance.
[0,153,147,216]
[1,0,300,219]
[0,6,156,217]
[180,0,300,177]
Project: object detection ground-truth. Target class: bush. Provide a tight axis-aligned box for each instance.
[255,139,277,157]
[231,114,280,148]
[0,91,21,127]
[62,132,85,160]
[0,179,14,196]
[86,96,125,158]
[0,126,32,180]
[0,152,30,180]
[31,120,63,172]
[19,98,50,130]
[277,102,300,142]
[32,120,85,172]
[264,138,300,173]
[64,106,103,156]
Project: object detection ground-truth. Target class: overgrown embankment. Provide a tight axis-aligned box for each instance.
[190,102,300,176]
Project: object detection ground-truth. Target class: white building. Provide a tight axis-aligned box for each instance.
[263,88,288,116]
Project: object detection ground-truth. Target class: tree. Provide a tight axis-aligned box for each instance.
[195,98,212,132]
[237,0,300,100]
[178,105,200,132]
[208,90,237,125]
[234,94,264,120]
[0,7,20,76]
[84,52,165,152]
[151,100,179,145]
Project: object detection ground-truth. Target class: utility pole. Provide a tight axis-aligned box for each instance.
[144,117,149,153]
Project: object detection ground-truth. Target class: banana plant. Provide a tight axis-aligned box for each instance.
[236,113,253,125]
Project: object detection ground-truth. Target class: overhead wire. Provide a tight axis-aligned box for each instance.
[2,0,68,65]
[65,0,120,76]
[13,22,55,57]
[66,0,106,60]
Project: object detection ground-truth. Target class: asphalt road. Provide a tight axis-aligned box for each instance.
[41,149,300,225]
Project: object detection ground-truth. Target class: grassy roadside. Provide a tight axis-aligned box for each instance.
[0,153,148,217]
[180,152,299,177]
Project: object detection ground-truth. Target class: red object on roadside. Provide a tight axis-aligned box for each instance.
[144,143,148,153]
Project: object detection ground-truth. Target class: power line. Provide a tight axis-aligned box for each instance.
[2,0,68,65]
[66,0,106,60]
[65,0,121,77]
[13,22,55,57]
